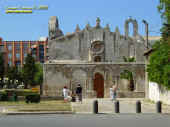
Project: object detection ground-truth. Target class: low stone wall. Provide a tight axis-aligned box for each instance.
[84,91,145,98]
[149,82,170,105]
[117,91,145,98]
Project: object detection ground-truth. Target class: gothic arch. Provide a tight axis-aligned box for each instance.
[125,18,138,37]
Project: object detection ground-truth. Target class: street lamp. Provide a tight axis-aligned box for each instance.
[142,20,149,49]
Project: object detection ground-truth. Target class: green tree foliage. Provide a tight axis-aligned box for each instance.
[147,0,170,89]
[158,0,170,39]
[0,53,5,88]
[157,0,170,24]
[34,63,43,85]
[123,56,136,62]
[6,66,19,88]
[22,54,37,88]
[147,40,170,89]
[0,53,5,79]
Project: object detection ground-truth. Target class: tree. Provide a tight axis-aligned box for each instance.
[6,66,19,88]
[157,0,170,24]
[146,1,170,89]
[120,56,135,91]
[158,0,170,39]
[147,40,170,89]
[34,63,43,94]
[0,53,5,88]
[34,63,43,86]
[22,54,37,88]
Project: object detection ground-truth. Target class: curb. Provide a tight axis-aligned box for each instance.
[2,111,75,115]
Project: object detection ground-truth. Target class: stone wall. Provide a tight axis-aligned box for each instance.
[43,62,145,98]
[149,82,170,105]
[47,17,146,63]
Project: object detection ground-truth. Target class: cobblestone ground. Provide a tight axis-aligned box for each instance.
[71,98,170,114]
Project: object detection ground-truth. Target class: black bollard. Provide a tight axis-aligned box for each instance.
[136,101,141,113]
[93,100,98,114]
[114,100,119,113]
[156,101,162,113]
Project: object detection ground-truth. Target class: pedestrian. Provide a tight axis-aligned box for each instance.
[112,84,118,101]
[63,86,70,102]
[76,84,82,103]
[110,87,113,101]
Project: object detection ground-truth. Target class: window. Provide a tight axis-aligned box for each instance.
[8,53,12,59]
[15,43,20,51]
[16,53,20,59]
[94,56,101,62]
[8,45,12,51]
[24,53,27,58]
[23,43,28,50]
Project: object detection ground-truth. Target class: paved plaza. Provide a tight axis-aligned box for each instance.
[71,98,170,114]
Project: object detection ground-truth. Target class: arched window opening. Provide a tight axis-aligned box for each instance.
[94,56,101,62]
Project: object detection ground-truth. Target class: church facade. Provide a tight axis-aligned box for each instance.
[43,16,146,98]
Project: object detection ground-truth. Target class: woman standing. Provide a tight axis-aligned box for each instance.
[63,86,69,102]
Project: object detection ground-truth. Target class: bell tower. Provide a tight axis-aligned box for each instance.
[48,16,63,40]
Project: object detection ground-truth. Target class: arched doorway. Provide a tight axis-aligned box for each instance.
[93,73,104,98]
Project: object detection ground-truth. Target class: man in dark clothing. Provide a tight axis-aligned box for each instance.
[76,84,82,102]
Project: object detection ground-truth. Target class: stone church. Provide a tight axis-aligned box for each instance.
[43,16,146,98]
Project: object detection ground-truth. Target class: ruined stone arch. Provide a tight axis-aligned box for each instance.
[119,66,137,91]
[125,18,138,37]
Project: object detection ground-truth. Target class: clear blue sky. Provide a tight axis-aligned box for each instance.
[0,0,162,40]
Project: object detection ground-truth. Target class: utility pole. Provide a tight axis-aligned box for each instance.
[142,20,149,49]
[142,19,149,99]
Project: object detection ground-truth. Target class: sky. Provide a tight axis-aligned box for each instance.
[0,0,162,40]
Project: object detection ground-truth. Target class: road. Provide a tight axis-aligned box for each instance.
[0,114,170,127]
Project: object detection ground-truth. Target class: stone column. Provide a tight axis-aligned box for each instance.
[135,75,139,92]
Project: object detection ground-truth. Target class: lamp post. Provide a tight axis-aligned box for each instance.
[142,20,149,49]
[142,19,149,99]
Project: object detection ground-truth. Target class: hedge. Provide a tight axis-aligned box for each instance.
[0,89,38,96]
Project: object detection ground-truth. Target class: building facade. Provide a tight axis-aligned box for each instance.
[0,39,48,67]
[43,16,146,98]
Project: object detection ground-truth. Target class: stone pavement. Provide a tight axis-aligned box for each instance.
[71,98,170,114]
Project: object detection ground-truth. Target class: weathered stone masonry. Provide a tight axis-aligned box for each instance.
[43,16,146,98]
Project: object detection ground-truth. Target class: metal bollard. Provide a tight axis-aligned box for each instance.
[156,101,162,113]
[114,100,119,113]
[93,100,98,114]
[136,101,141,113]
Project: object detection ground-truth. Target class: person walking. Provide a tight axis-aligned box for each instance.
[63,86,69,102]
[76,84,82,103]
[110,87,113,101]
[112,85,118,101]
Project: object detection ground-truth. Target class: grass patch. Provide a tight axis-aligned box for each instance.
[0,100,71,112]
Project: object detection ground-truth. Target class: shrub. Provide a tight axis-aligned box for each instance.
[0,92,8,101]
[25,94,40,103]
[0,89,38,96]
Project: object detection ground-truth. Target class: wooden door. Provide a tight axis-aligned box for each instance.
[93,73,104,98]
